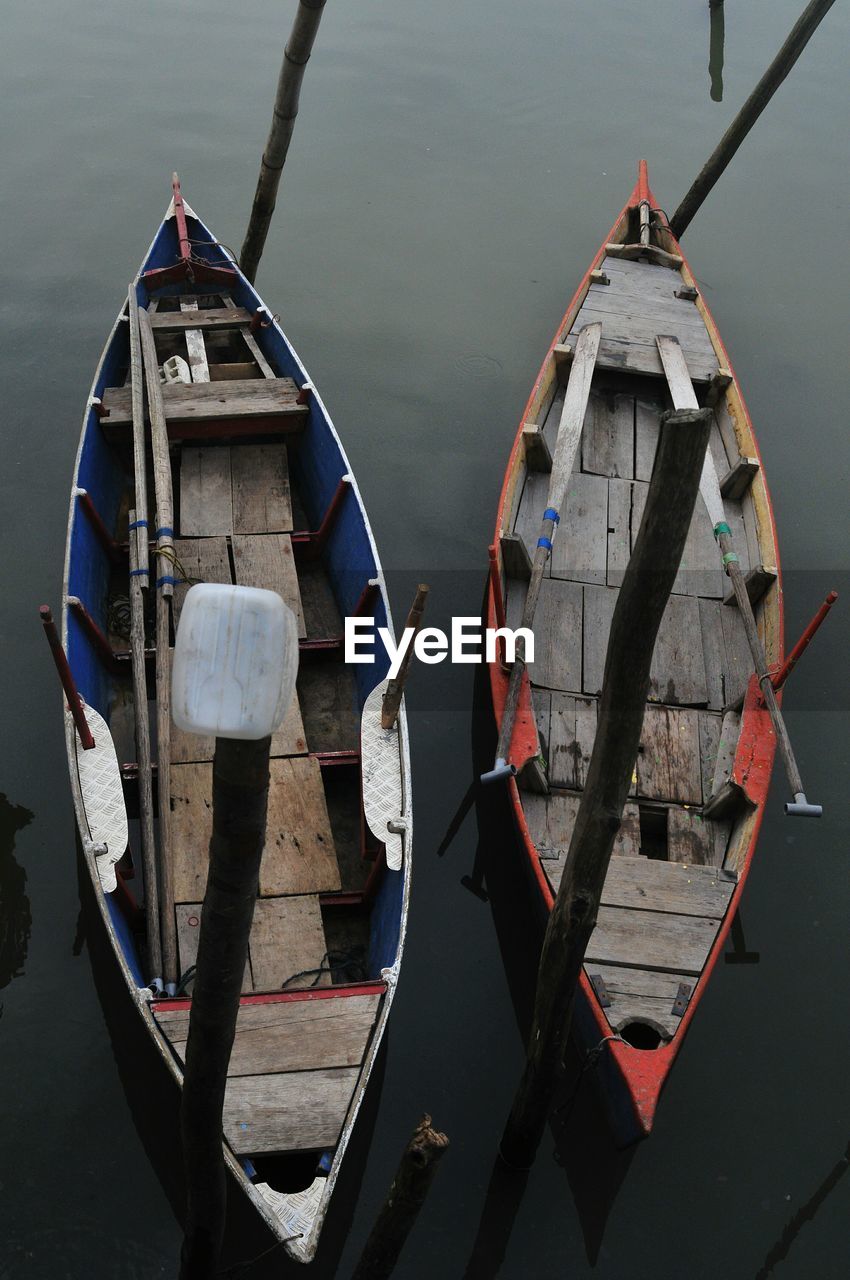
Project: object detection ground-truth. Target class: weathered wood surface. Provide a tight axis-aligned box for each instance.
[636,705,703,804]
[585,905,720,975]
[698,711,722,802]
[223,1066,358,1154]
[232,532,306,637]
[699,596,753,709]
[249,894,330,990]
[172,536,232,629]
[180,447,233,536]
[584,586,708,705]
[587,961,697,1001]
[297,663,359,753]
[170,757,340,902]
[599,854,735,917]
[500,532,532,580]
[527,578,583,691]
[581,392,634,479]
[667,807,716,866]
[549,472,608,584]
[231,443,293,533]
[156,992,381,1076]
[606,479,646,587]
[150,306,254,332]
[180,297,211,383]
[259,757,341,896]
[524,791,641,874]
[512,471,551,567]
[522,422,552,472]
[102,377,306,432]
[298,564,344,639]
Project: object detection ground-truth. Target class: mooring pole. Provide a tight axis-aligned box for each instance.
[671,0,837,238]
[179,736,272,1279]
[708,0,725,103]
[240,0,329,283]
[381,584,429,730]
[352,1115,449,1280]
[499,406,713,1170]
[174,584,299,1279]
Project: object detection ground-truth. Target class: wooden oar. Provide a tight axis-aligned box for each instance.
[138,304,180,990]
[656,334,821,817]
[128,510,162,987]
[482,322,602,784]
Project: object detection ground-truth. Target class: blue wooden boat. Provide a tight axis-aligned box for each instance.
[60,175,411,1262]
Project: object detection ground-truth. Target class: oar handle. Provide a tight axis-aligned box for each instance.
[39,606,95,750]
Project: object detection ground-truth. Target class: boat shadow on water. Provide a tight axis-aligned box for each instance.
[448,657,636,1277]
[76,838,388,1279]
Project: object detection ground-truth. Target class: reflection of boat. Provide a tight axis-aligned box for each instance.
[60,176,411,1262]
[486,161,780,1144]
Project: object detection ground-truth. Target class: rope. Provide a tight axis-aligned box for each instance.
[107,594,131,640]
[175,965,196,997]
[553,1033,628,1126]
[280,946,367,990]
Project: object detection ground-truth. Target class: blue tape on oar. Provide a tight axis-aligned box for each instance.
[156,575,180,588]
[128,519,148,531]
[537,536,553,550]
[130,568,148,578]
[156,526,174,539]
[543,507,560,523]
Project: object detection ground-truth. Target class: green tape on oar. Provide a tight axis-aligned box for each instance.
[713,521,731,539]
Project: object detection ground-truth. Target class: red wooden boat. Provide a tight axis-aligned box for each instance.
[486,162,781,1144]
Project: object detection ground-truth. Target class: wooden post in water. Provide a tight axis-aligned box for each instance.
[352,1115,449,1280]
[179,737,272,1279]
[240,0,329,283]
[671,0,837,237]
[499,406,713,1170]
[381,585,429,730]
[708,0,725,103]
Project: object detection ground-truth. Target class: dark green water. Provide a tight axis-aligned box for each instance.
[1,1,848,1276]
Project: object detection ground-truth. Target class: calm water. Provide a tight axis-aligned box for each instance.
[1,1,848,1276]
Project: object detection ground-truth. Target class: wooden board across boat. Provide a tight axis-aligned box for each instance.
[61,178,411,1262]
[486,162,781,1145]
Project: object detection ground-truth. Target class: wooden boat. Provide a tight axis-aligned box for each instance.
[60,176,411,1261]
[486,161,780,1144]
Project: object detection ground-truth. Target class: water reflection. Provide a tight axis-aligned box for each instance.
[709,0,725,102]
[0,792,34,989]
[755,1138,850,1278]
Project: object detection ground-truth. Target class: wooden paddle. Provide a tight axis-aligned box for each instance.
[482,322,602,783]
[656,334,821,817]
[138,304,181,990]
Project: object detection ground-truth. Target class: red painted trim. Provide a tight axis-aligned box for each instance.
[142,175,238,292]
[291,476,351,558]
[314,750,360,768]
[773,590,838,690]
[40,606,96,749]
[76,490,123,564]
[67,597,119,675]
[153,979,387,1014]
[485,162,783,1142]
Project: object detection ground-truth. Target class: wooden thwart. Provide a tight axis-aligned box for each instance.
[223,1066,359,1154]
[155,991,381,1076]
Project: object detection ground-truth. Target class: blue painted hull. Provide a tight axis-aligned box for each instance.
[60,186,411,1260]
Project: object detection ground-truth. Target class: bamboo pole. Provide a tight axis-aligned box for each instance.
[499,406,713,1169]
[381,585,429,730]
[179,737,272,1279]
[239,0,329,284]
[129,514,162,985]
[127,286,149,576]
[671,0,837,238]
[352,1115,449,1280]
[138,303,179,988]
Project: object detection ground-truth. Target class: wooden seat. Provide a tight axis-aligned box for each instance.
[154,990,382,1154]
[149,305,254,332]
[101,377,307,441]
